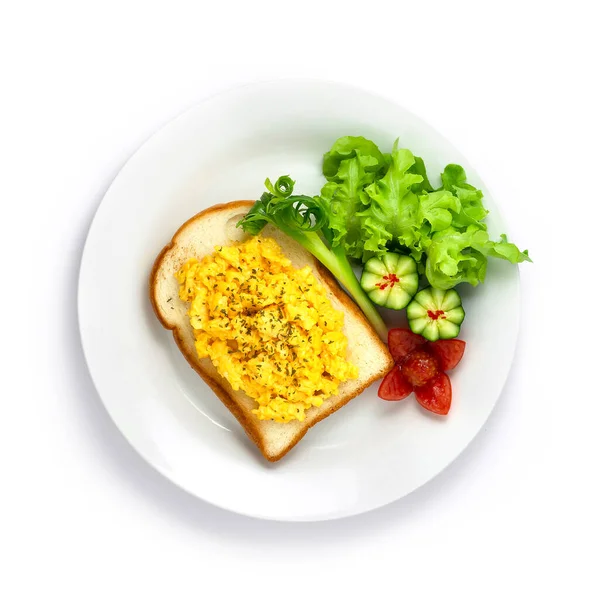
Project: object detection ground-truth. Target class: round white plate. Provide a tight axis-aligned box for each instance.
[79,80,519,521]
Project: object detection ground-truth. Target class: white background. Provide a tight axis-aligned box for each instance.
[1,1,595,598]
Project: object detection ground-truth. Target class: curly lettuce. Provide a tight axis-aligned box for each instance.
[438,164,489,230]
[359,142,461,262]
[321,136,530,289]
[425,228,530,288]
[319,136,388,259]
[361,144,424,258]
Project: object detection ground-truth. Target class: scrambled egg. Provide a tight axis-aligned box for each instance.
[176,235,358,423]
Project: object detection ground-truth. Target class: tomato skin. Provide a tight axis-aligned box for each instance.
[414,372,452,415]
[401,349,439,387]
[378,365,413,401]
[384,331,463,415]
[388,328,426,363]
[427,339,466,371]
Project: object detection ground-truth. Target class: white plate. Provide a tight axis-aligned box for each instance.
[78,80,520,521]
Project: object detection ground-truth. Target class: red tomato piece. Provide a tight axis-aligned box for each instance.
[378,365,414,401]
[415,372,452,415]
[388,328,426,363]
[401,349,439,387]
[427,339,466,371]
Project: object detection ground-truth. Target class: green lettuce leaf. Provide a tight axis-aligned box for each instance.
[419,190,461,233]
[322,136,388,180]
[318,136,531,290]
[360,141,425,258]
[410,156,434,194]
[320,136,388,258]
[439,164,489,230]
[425,226,531,289]
[488,234,532,263]
[359,143,460,261]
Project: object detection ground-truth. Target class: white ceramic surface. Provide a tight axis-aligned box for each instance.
[78,80,520,521]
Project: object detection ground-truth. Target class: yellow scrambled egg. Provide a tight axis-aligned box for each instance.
[176,235,358,423]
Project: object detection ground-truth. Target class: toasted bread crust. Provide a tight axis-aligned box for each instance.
[149,201,255,330]
[150,202,392,461]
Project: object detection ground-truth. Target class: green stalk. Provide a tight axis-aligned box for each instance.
[300,231,388,340]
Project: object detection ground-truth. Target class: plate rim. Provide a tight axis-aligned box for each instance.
[77,78,521,521]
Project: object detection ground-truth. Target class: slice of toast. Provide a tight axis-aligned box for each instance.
[150,201,393,461]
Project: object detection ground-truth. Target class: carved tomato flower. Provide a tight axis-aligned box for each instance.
[378,329,466,415]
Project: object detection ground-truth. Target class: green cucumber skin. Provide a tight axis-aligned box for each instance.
[406,286,465,340]
[360,253,419,310]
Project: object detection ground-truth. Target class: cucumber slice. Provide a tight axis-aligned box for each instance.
[360,253,419,310]
[406,286,465,340]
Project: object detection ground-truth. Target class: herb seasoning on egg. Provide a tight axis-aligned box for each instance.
[175,235,358,423]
